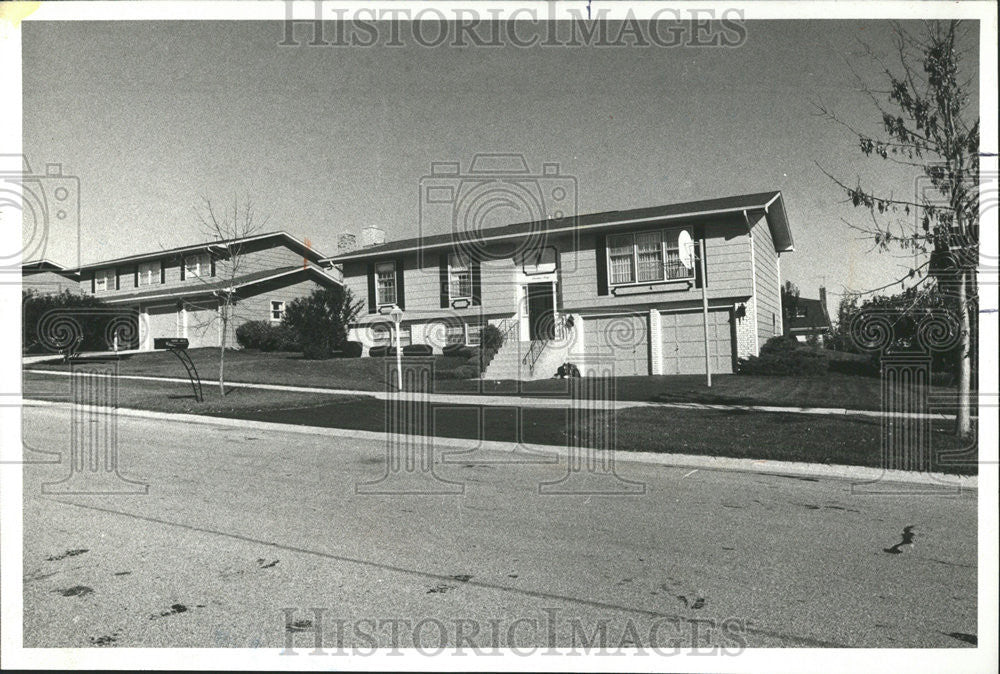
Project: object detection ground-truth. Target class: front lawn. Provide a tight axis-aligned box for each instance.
[26,347,964,413]
[23,371,977,475]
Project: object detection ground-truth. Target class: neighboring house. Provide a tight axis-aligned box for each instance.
[786,287,832,344]
[328,191,794,379]
[76,232,341,350]
[22,259,81,294]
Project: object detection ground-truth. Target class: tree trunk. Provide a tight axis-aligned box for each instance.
[955,270,971,437]
[219,303,227,397]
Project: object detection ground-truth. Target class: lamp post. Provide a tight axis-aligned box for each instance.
[390,305,404,392]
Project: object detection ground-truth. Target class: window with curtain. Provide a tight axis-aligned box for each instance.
[449,253,472,300]
[375,261,397,305]
[607,228,695,286]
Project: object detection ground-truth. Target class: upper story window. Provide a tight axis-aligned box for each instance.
[270,300,285,323]
[93,269,114,292]
[607,228,695,286]
[448,253,472,301]
[138,261,159,287]
[184,253,210,279]
[375,261,397,306]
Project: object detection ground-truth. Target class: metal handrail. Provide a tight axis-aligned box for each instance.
[521,314,569,375]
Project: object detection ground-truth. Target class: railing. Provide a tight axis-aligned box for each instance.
[521,314,570,376]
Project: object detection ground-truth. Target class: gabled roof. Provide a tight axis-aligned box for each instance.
[787,297,831,333]
[100,264,340,304]
[326,191,794,262]
[77,231,327,271]
[22,260,80,277]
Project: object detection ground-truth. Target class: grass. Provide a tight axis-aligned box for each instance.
[24,371,977,475]
[27,347,963,414]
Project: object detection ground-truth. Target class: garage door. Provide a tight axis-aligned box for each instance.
[183,301,220,349]
[141,304,180,350]
[661,309,734,375]
[584,314,649,377]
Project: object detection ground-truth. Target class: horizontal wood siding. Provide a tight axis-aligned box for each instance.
[752,212,782,343]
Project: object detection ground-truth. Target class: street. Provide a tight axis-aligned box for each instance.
[19,405,977,650]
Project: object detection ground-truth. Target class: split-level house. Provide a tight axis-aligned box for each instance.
[329,191,794,379]
[76,232,341,350]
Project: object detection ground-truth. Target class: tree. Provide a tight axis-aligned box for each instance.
[816,21,979,436]
[190,196,268,396]
[780,281,801,332]
[281,286,363,359]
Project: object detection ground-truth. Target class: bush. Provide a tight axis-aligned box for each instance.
[235,320,299,352]
[342,340,363,358]
[282,286,363,360]
[22,289,125,354]
[442,343,473,359]
[556,362,581,378]
[368,345,391,358]
[403,344,433,356]
[451,363,482,379]
[480,324,505,353]
[738,336,828,376]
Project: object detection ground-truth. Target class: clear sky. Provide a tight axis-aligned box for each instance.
[22,19,980,306]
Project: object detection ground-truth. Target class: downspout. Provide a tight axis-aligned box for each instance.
[744,209,761,356]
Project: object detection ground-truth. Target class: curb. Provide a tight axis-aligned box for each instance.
[22,398,978,489]
[23,368,960,420]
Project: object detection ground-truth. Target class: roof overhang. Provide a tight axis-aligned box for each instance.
[76,232,327,272]
[325,191,795,263]
[101,265,340,304]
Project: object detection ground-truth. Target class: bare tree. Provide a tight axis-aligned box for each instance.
[815,20,979,437]
[189,196,269,396]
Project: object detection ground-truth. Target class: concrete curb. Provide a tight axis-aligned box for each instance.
[22,398,978,490]
[23,368,960,420]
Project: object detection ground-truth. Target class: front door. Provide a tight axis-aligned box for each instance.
[527,282,555,340]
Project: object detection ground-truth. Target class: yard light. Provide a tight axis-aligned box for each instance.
[390,305,404,392]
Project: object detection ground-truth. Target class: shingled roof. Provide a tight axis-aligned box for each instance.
[326,191,793,262]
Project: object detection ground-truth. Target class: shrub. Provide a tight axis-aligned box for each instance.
[403,344,433,356]
[442,343,473,359]
[480,324,505,353]
[738,336,828,376]
[22,289,123,354]
[557,362,581,378]
[236,320,299,352]
[452,363,482,379]
[342,340,363,358]
[282,286,363,360]
[368,345,391,358]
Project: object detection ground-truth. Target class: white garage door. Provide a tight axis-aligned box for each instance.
[661,309,734,375]
[141,304,180,350]
[584,314,649,377]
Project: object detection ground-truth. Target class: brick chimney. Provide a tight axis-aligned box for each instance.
[360,225,385,248]
[337,232,357,254]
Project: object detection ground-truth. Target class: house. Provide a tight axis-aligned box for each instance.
[22,260,81,294]
[328,191,794,379]
[786,287,832,344]
[75,232,341,351]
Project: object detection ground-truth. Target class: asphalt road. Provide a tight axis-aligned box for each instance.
[19,405,977,651]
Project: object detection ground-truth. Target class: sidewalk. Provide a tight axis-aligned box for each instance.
[24,368,959,420]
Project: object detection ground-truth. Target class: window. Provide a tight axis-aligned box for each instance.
[795,307,809,319]
[608,234,635,285]
[138,261,159,287]
[448,253,472,300]
[270,300,285,323]
[372,323,391,346]
[607,228,695,286]
[466,323,483,346]
[93,269,114,292]
[445,324,465,346]
[184,253,210,279]
[375,261,397,305]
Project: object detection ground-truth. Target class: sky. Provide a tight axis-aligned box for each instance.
[21,18,981,307]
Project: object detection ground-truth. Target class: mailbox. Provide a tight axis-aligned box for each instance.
[154,337,190,350]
